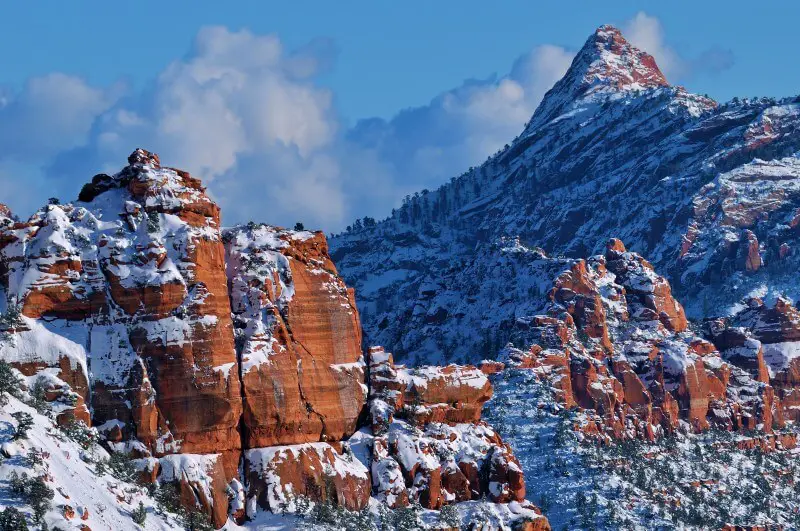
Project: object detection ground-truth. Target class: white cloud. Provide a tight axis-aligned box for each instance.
[0,14,727,232]
[0,73,121,161]
[27,26,574,231]
[623,12,685,80]
[124,26,337,179]
[623,11,734,82]
[344,44,573,200]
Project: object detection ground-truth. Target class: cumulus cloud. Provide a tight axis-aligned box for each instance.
[624,11,734,82]
[0,73,121,161]
[0,73,123,213]
[345,44,573,198]
[19,26,574,230]
[0,13,729,231]
[90,27,337,180]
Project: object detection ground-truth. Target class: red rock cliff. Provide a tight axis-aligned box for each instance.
[0,150,548,529]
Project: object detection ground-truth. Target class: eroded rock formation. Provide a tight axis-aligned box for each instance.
[0,149,547,529]
[367,347,530,509]
[501,239,794,443]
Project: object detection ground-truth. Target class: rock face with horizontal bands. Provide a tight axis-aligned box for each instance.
[0,151,243,479]
[224,224,366,448]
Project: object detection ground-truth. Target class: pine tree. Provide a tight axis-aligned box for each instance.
[11,412,33,440]
[0,507,28,531]
[27,476,54,522]
[183,510,214,531]
[131,502,147,526]
[439,504,460,527]
[0,360,22,406]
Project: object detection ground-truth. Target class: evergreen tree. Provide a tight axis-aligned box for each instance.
[183,510,214,531]
[27,476,54,522]
[131,502,147,526]
[438,504,460,527]
[0,361,22,406]
[11,412,33,440]
[0,507,28,531]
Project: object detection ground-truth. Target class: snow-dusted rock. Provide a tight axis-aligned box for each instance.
[365,347,530,511]
[498,240,785,441]
[224,224,366,448]
[244,442,371,513]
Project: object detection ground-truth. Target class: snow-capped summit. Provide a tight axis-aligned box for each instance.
[524,25,675,132]
[575,25,668,93]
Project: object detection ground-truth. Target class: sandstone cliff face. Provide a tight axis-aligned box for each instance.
[711,296,800,423]
[0,150,243,479]
[224,224,366,448]
[0,150,547,529]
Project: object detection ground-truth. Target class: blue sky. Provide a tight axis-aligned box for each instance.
[0,2,798,230]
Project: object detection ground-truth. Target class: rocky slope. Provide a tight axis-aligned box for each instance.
[329,25,800,367]
[476,238,800,529]
[0,150,549,530]
[0,391,181,531]
[485,367,800,530]
[487,238,799,442]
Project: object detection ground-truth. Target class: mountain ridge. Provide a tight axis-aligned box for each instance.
[330,25,800,367]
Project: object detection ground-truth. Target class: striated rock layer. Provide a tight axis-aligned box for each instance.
[224,224,366,448]
[1,149,243,478]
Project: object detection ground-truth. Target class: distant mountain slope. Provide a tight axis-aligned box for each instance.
[330,25,800,365]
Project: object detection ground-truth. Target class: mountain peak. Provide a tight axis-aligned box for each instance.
[580,24,668,92]
[524,25,670,131]
[560,24,668,98]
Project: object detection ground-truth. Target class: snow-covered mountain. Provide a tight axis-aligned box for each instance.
[330,25,800,366]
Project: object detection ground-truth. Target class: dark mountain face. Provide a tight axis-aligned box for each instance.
[330,25,800,365]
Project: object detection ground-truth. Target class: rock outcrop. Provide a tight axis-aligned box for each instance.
[711,296,800,423]
[245,443,371,514]
[365,346,540,519]
[501,239,791,442]
[224,224,366,448]
[0,149,549,529]
[1,150,244,479]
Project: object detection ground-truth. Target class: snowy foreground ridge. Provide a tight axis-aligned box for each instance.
[3,23,800,531]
